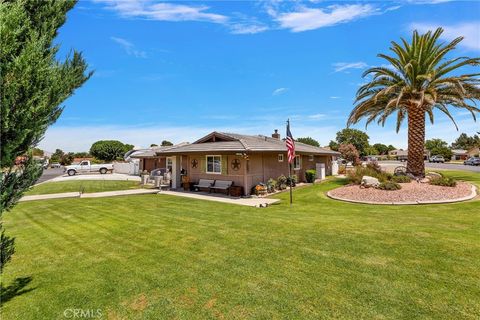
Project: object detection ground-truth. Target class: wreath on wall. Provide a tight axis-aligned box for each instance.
[231,158,241,171]
[191,159,198,168]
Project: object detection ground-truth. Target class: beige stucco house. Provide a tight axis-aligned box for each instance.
[133,131,340,195]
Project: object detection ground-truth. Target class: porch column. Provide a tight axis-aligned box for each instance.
[171,155,182,189]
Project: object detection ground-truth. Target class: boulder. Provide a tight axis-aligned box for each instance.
[361,176,380,188]
[426,172,442,180]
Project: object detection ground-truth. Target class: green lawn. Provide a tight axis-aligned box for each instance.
[2,171,479,319]
[25,180,142,195]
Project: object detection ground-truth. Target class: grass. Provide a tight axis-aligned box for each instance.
[25,180,142,195]
[2,171,479,319]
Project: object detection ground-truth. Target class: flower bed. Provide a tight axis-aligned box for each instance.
[328,181,476,204]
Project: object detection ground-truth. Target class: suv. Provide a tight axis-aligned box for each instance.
[464,157,480,166]
[429,155,445,163]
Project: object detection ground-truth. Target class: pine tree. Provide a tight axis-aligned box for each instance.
[0,0,91,274]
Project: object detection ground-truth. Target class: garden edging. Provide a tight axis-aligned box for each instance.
[326,184,477,205]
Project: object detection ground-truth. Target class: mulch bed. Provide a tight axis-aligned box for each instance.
[328,181,475,204]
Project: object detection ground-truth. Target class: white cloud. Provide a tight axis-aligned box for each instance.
[230,23,269,34]
[98,1,228,24]
[110,37,147,58]
[330,96,340,99]
[409,22,480,51]
[272,87,289,96]
[407,0,452,4]
[332,62,368,73]
[308,113,326,120]
[275,4,379,32]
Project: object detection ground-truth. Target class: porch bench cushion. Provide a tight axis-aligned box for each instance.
[193,179,215,190]
[211,180,233,191]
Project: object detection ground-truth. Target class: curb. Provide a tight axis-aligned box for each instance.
[326,184,477,205]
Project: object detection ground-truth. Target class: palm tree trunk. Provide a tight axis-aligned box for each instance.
[407,105,426,177]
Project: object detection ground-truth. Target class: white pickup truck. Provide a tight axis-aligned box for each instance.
[64,160,114,176]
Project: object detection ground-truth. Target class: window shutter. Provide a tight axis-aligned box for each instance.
[200,157,206,173]
[221,156,227,175]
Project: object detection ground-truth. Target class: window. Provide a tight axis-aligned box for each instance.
[293,155,301,170]
[278,154,284,162]
[206,155,221,174]
[309,155,314,161]
[81,161,88,166]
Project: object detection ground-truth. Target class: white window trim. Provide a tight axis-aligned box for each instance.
[206,155,222,174]
[294,155,301,170]
[309,155,314,161]
[278,154,284,162]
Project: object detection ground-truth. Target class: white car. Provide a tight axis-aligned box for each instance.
[64,160,113,176]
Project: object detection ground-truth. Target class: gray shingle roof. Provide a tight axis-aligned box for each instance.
[155,131,340,156]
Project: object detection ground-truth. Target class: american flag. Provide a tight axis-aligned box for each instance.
[286,120,295,163]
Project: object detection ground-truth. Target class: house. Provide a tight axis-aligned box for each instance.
[133,130,340,195]
[451,149,468,161]
[388,149,430,161]
[467,147,480,158]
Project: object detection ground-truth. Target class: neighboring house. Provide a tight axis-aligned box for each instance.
[133,130,340,195]
[388,149,430,161]
[451,149,468,161]
[467,147,480,158]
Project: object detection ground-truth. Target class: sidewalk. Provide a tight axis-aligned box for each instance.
[20,189,158,202]
[158,190,280,207]
[19,188,280,207]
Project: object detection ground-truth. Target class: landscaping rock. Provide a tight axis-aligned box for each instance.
[361,176,380,188]
[420,178,430,183]
[426,172,442,179]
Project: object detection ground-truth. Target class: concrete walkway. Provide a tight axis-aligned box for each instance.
[45,173,141,184]
[20,188,280,207]
[20,189,158,202]
[158,190,280,207]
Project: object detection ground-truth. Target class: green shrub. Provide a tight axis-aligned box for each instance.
[305,170,316,183]
[429,176,457,187]
[286,175,298,187]
[277,175,288,190]
[390,175,411,183]
[266,178,277,193]
[378,181,401,190]
[347,165,390,185]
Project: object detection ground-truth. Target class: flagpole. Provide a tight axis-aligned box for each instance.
[287,119,293,205]
[289,161,293,205]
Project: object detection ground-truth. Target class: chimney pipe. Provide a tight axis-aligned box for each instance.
[272,129,280,139]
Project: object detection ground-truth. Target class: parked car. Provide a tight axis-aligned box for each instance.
[50,162,61,168]
[64,160,113,176]
[429,155,445,163]
[464,157,480,166]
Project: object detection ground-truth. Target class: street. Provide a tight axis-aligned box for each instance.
[379,161,480,173]
[36,167,65,184]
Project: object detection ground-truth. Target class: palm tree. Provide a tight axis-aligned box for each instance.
[348,28,480,177]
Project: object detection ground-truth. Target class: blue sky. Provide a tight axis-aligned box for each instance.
[40,0,480,152]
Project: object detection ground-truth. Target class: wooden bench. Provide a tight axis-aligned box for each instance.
[193,179,215,192]
[211,180,233,194]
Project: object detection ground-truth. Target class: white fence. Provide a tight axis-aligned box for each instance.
[113,161,140,175]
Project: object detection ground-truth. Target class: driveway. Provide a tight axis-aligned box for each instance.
[379,161,480,173]
[36,167,65,184]
[48,172,141,183]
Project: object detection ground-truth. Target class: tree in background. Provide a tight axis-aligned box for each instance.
[364,146,379,156]
[328,140,339,151]
[50,148,64,163]
[296,137,320,147]
[372,143,391,155]
[150,144,158,147]
[335,128,370,156]
[451,133,480,150]
[0,1,91,274]
[425,138,448,151]
[32,148,44,157]
[90,140,132,162]
[161,140,174,146]
[339,143,361,165]
[60,153,74,166]
[348,28,480,177]
[73,152,90,158]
